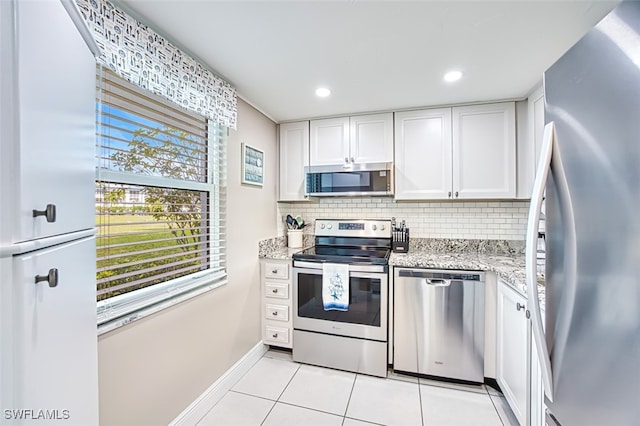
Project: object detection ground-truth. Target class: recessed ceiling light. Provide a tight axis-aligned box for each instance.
[444,71,463,83]
[315,87,331,97]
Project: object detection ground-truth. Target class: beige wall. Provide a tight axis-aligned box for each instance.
[98,98,277,425]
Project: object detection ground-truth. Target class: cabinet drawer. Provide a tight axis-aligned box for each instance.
[265,304,289,322]
[265,282,289,299]
[264,262,289,280]
[265,325,289,345]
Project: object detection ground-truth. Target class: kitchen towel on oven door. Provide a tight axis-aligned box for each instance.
[322,263,350,311]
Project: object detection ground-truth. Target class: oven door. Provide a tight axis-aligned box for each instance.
[293,265,388,341]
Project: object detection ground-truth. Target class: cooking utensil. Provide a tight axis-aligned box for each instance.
[286,215,296,230]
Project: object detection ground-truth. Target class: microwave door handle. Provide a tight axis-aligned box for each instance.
[526,122,555,401]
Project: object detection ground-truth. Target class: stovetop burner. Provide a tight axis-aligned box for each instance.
[292,219,392,267]
[293,245,391,266]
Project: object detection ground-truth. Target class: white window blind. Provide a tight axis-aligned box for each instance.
[96,66,227,331]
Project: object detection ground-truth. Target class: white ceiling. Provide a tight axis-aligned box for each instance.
[118,0,619,123]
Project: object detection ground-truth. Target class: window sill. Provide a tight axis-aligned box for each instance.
[97,272,227,336]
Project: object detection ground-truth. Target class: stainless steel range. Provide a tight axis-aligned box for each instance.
[292,219,391,377]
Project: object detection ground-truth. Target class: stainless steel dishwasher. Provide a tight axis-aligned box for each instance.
[393,268,485,382]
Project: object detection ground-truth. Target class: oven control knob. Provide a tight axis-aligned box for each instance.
[321,224,325,229]
[380,225,385,230]
[372,225,377,231]
[327,224,332,229]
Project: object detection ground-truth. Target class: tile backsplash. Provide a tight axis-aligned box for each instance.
[277,198,530,240]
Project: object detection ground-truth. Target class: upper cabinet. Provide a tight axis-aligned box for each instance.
[278,121,310,202]
[1,0,96,245]
[309,117,349,166]
[349,113,394,164]
[394,108,452,200]
[517,86,544,199]
[395,102,516,200]
[452,102,516,199]
[310,113,393,166]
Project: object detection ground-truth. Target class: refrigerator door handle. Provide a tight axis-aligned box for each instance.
[527,122,579,404]
[526,122,555,401]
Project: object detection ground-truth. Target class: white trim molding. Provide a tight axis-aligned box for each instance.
[169,342,268,426]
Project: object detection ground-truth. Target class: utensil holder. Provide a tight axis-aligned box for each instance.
[287,229,303,248]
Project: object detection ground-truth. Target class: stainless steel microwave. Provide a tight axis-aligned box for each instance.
[305,162,393,197]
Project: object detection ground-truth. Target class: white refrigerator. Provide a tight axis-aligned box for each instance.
[0,0,100,424]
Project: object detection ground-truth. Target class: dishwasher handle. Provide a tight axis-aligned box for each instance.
[425,278,451,287]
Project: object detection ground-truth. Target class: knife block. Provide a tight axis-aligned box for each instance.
[392,228,409,253]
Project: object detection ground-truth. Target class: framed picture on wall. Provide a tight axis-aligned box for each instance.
[241,143,264,187]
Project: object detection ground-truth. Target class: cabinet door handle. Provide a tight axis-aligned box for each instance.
[517,302,525,311]
[34,268,59,288]
[32,204,56,223]
[448,191,452,198]
[455,191,459,198]
[344,157,349,163]
[350,157,354,163]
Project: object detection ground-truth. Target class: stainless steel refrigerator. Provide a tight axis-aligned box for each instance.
[526,1,640,425]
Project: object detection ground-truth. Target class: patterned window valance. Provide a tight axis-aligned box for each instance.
[75,0,237,129]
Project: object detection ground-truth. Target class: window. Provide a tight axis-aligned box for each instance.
[95,67,227,331]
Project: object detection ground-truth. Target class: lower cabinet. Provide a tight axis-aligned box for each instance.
[497,279,529,425]
[496,278,545,426]
[6,237,98,424]
[260,260,293,348]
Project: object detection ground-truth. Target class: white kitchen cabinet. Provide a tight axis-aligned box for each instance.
[0,0,99,422]
[497,279,529,425]
[452,102,516,199]
[497,278,546,426]
[530,329,545,426]
[530,88,545,175]
[0,0,96,246]
[10,237,98,424]
[394,108,452,200]
[517,87,544,199]
[310,117,350,166]
[261,260,293,348]
[310,113,393,166]
[349,113,394,164]
[279,121,310,201]
[395,103,516,200]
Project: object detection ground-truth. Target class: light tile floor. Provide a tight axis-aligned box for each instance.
[198,349,519,426]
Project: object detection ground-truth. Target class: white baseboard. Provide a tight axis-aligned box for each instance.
[169,342,268,426]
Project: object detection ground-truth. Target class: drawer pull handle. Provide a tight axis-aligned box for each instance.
[272,289,278,293]
[272,311,278,316]
[35,268,59,288]
[271,269,278,274]
[272,333,278,338]
[517,302,526,311]
[32,204,56,223]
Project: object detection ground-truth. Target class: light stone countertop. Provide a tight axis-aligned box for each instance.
[390,250,545,309]
[258,235,313,260]
[258,236,544,308]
